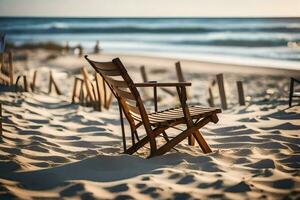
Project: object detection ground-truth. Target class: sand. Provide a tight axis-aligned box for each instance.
[0,49,299,199]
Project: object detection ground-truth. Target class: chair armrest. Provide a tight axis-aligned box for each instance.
[134,82,192,87]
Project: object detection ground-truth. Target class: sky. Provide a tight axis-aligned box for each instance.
[0,0,299,17]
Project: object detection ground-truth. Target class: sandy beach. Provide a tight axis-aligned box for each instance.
[0,49,300,199]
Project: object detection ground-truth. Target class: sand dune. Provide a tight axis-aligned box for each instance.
[1,51,300,199]
[0,89,299,199]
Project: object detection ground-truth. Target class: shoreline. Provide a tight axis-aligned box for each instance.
[90,51,300,76]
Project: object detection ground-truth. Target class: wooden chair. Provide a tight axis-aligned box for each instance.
[289,77,300,107]
[85,56,221,157]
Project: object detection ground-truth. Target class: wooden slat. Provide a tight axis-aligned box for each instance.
[140,65,148,82]
[98,68,122,76]
[31,70,37,92]
[79,80,84,105]
[114,87,136,100]
[49,71,62,95]
[151,111,212,119]
[127,103,140,114]
[92,61,119,71]
[236,81,245,106]
[154,106,216,113]
[23,75,28,92]
[217,73,227,110]
[147,106,219,124]
[148,112,214,123]
[95,73,103,111]
[208,87,214,107]
[0,103,2,136]
[95,74,105,105]
[131,105,219,123]
[105,91,114,109]
[106,76,129,88]
[71,77,79,103]
[81,67,96,103]
[134,82,191,87]
[149,111,213,121]
[293,92,300,97]
[0,53,3,71]
[8,51,13,85]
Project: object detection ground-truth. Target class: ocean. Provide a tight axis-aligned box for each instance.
[1,17,300,69]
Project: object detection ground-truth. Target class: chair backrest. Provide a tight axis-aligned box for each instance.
[85,56,152,133]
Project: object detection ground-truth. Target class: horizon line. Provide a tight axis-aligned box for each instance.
[1,16,300,19]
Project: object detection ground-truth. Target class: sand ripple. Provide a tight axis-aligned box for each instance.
[0,92,299,199]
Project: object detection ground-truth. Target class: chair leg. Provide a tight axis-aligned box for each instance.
[192,130,212,153]
[151,116,212,157]
[119,104,127,152]
[125,135,150,155]
[188,135,195,146]
[125,126,168,155]
[162,131,170,142]
[289,78,294,107]
[130,126,136,146]
[149,137,157,157]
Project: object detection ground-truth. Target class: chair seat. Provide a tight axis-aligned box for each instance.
[132,105,221,126]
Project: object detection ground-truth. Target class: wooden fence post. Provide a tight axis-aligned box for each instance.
[95,74,103,111]
[48,71,61,95]
[289,78,294,107]
[52,74,62,95]
[31,70,37,92]
[8,51,13,85]
[48,71,52,94]
[23,75,29,92]
[79,80,84,105]
[105,91,114,110]
[140,65,148,82]
[208,87,215,107]
[216,74,227,110]
[236,81,245,106]
[0,53,3,71]
[71,78,78,103]
[81,67,96,108]
[0,104,2,137]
